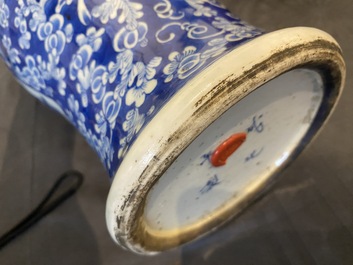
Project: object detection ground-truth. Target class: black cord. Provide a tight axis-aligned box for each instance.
[0,170,84,250]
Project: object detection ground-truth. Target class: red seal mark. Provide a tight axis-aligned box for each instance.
[211,133,247,167]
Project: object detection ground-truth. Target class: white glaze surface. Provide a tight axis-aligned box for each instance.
[143,69,323,232]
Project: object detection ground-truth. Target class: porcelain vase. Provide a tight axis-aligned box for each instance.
[0,0,345,254]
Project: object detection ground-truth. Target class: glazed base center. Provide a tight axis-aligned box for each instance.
[142,69,323,234]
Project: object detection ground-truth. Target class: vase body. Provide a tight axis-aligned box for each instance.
[0,0,345,254]
[0,0,261,177]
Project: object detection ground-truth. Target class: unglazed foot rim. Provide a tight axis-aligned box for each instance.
[106,27,345,254]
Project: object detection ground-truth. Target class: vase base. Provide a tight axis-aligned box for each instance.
[106,27,345,254]
[142,68,323,244]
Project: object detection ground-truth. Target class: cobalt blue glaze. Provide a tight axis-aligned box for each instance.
[0,0,262,177]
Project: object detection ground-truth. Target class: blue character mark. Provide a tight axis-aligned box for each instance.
[247,114,264,133]
[200,151,212,166]
[245,147,264,162]
[200,175,221,194]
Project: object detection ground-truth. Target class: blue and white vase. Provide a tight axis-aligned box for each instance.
[0,0,346,254]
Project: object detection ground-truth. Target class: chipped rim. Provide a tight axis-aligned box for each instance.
[105,27,346,254]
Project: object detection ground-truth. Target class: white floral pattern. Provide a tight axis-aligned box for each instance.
[76,27,105,52]
[185,0,222,17]
[37,14,71,57]
[118,107,148,159]
[0,0,10,28]
[2,36,21,65]
[15,55,46,91]
[163,46,204,82]
[0,0,262,177]
[92,0,148,52]
[163,38,228,82]
[126,57,161,107]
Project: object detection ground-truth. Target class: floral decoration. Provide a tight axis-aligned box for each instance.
[0,0,262,177]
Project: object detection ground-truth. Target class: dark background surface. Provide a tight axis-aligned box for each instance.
[0,1,352,264]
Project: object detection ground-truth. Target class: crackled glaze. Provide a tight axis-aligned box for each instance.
[0,0,262,177]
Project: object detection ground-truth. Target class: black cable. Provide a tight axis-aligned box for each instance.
[0,170,84,250]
